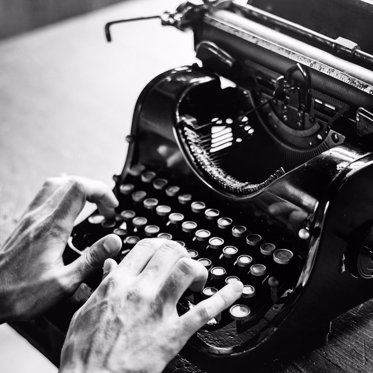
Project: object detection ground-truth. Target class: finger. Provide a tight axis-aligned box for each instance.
[69,176,118,217]
[158,257,208,304]
[66,234,122,289]
[180,281,243,337]
[102,258,118,280]
[139,240,189,286]
[117,238,166,277]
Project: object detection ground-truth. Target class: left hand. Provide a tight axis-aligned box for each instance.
[0,176,122,323]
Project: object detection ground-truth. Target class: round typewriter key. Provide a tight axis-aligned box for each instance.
[208,237,224,261]
[131,190,147,204]
[101,219,116,230]
[250,264,267,277]
[132,216,148,233]
[232,225,247,238]
[273,249,294,265]
[166,185,180,197]
[222,245,238,258]
[88,214,105,225]
[182,220,198,233]
[124,235,140,249]
[120,209,136,221]
[195,229,211,242]
[119,183,135,195]
[153,178,168,191]
[144,225,160,238]
[234,254,253,277]
[261,242,276,256]
[128,164,146,177]
[168,212,184,224]
[208,237,224,250]
[210,266,227,285]
[198,258,212,270]
[143,197,158,211]
[155,204,171,216]
[225,275,240,285]
[217,217,233,231]
[178,193,192,205]
[175,240,186,248]
[157,232,173,240]
[141,171,156,184]
[204,208,220,221]
[225,118,234,125]
[202,286,218,298]
[229,304,251,321]
[246,233,262,247]
[187,249,199,259]
[191,201,206,214]
[242,285,256,299]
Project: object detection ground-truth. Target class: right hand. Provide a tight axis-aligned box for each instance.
[60,238,243,373]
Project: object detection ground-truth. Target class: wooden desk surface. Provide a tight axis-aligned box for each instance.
[0,0,372,371]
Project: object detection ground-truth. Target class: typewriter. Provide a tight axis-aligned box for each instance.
[12,0,373,372]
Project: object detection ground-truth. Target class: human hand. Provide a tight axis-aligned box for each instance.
[60,239,243,373]
[0,176,122,323]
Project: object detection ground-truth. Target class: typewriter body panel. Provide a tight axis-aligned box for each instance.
[12,1,373,371]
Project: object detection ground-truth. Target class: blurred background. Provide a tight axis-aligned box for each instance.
[0,0,194,371]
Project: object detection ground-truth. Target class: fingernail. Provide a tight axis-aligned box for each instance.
[232,281,244,292]
[103,234,122,255]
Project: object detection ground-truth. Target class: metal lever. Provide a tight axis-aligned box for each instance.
[105,15,162,42]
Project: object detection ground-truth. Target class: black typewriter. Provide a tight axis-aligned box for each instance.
[12,0,373,372]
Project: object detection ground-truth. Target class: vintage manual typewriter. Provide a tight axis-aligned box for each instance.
[11,0,373,371]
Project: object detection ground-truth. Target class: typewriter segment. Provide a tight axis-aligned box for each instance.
[68,164,303,355]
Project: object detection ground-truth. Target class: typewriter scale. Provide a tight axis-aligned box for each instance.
[14,1,373,372]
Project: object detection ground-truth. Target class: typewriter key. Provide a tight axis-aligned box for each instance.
[273,249,294,277]
[141,171,156,184]
[260,242,276,265]
[187,249,199,259]
[225,275,240,285]
[155,204,172,225]
[123,235,140,250]
[217,217,233,239]
[175,240,186,248]
[131,190,147,204]
[221,246,239,266]
[204,208,220,221]
[132,216,148,234]
[198,258,212,271]
[234,254,253,277]
[208,237,224,261]
[194,229,211,251]
[245,233,262,258]
[241,285,256,301]
[119,183,135,196]
[178,193,192,214]
[202,286,218,299]
[128,164,146,177]
[144,225,160,238]
[143,197,158,212]
[178,193,192,205]
[88,214,105,225]
[210,266,227,287]
[157,232,173,240]
[165,185,180,198]
[181,220,198,240]
[249,264,267,286]
[273,249,293,265]
[232,225,247,239]
[120,210,136,231]
[153,178,168,191]
[191,201,206,215]
[229,304,251,330]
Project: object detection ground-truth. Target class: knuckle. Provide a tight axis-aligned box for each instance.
[43,177,61,189]
[64,178,85,197]
[85,246,100,269]
[176,257,195,276]
[196,304,211,323]
[162,240,188,256]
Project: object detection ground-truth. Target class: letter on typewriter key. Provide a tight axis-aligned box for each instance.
[234,254,253,278]
[207,237,225,262]
[155,204,172,225]
[194,229,211,251]
[229,304,251,331]
[144,225,161,238]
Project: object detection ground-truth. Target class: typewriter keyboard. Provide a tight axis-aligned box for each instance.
[69,164,302,349]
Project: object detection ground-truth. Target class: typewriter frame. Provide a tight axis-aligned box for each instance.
[11,1,373,371]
